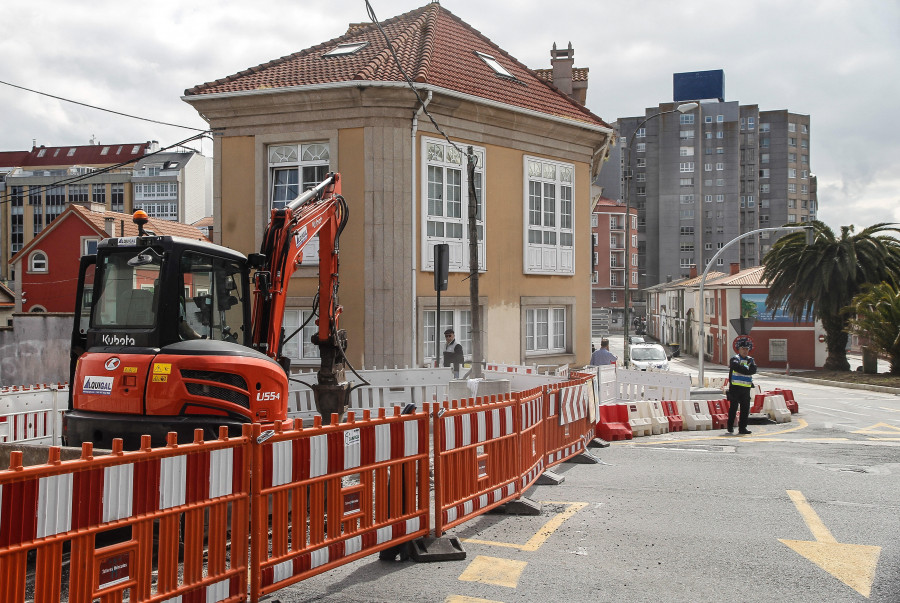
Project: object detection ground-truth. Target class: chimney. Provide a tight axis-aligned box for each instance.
[689,265,697,279]
[730,262,741,275]
[104,217,115,237]
[551,42,574,97]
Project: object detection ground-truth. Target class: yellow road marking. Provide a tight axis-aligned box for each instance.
[445,595,505,603]
[458,555,527,588]
[853,422,900,435]
[779,490,881,597]
[785,490,835,542]
[463,501,587,552]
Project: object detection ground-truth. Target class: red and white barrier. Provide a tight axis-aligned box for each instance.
[676,400,713,431]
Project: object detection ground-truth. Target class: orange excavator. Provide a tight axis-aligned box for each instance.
[64,173,350,448]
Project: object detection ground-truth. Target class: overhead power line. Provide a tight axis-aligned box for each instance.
[0,132,211,207]
[0,79,207,132]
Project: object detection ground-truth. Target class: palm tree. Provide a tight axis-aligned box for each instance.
[762,221,900,371]
[846,282,900,374]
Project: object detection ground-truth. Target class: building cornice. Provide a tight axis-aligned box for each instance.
[183,81,613,137]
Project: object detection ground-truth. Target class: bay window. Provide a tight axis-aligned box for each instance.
[524,157,575,274]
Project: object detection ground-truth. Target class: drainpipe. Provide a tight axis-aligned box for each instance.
[411,91,433,368]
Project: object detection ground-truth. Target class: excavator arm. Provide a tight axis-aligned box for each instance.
[250,172,350,420]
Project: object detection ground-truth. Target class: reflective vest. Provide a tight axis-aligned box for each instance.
[730,355,754,387]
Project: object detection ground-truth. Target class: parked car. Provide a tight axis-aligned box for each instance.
[628,336,645,344]
[629,343,670,371]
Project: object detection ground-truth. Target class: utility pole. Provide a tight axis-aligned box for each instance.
[467,146,483,378]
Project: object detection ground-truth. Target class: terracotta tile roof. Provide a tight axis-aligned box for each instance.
[533,67,589,83]
[677,271,728,288]
[711,265,769,287]
[10,204,209,266]
[0,281,13,306]
[593,196,626,208]
[0,143,155,170]
[185,4,609,129]
[70,204,209,240]
[24,143,154,168]
[0,151,30,168]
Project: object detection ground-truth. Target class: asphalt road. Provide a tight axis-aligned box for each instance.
[269,369,900,602]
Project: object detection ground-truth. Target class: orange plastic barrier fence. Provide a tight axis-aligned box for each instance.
[250,408,430,600]
[0,427,250,603]
[660,401,683,432]
[433,395,521,536]
[767,389,798,413]
[595,404,633,441]
[517,387,546,492]
[544,374,594,467]
[707,399,729,429]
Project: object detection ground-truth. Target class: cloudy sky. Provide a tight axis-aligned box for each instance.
[2,0,898,231]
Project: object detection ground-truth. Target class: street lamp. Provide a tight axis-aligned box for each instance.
[623,102,698,367]
[696,225,814,386]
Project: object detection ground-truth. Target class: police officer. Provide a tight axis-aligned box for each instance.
[727,340,757,435]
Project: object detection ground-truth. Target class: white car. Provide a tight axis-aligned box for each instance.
[629,343,670,371]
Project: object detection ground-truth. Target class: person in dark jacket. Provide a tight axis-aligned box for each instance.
[443,328,464,378]
[727,342,757,435]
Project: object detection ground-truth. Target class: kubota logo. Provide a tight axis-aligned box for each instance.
[101,334,135,346]
[104,358,121,371]
[257,392,281,402]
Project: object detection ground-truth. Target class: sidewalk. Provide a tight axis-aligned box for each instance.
[597,334,900,395]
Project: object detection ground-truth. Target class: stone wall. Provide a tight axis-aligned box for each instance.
[0,313,72,386]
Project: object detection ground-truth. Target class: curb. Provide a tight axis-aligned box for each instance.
[757,371,900,395]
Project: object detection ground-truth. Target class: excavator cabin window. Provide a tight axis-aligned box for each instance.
[94,250,160,328]
[179,251,246,343]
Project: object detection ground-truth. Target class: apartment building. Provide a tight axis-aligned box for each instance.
[597,73,816,301]
[590,197,638,331]
[0,143,211,283]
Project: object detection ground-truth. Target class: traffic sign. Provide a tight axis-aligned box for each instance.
[732,335,754,353]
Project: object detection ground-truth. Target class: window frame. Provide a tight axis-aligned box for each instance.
[524,304,568,355]
[28,250,49,273]
[422,138,485,273]
[523,156,575,275]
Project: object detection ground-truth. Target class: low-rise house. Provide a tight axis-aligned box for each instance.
[8,204,207,313]
[646,263,824,369]
[182,3,613,369]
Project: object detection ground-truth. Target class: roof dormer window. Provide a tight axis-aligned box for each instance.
[323,42,368,57]
[475,51,514,79]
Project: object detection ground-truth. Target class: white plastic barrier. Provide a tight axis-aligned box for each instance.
[577,365,618,406]
[484,363,538,375]
[639,400,670,435]
[0,383,67,445]
[676,399,713,431]
[706,376,728,389]
[625,402,653,437]
[483,369,566,392]
[287,367,452,420]
[762,394,792,423]
[616,369,691,402]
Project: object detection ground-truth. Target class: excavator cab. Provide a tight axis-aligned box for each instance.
[65,233,287,449]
